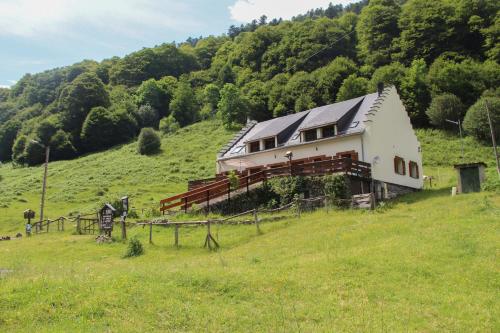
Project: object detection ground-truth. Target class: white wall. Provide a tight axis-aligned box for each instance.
[362,87,423,189]
[217,134,363,173]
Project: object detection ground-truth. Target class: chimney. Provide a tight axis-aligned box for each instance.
[377,82,384,96]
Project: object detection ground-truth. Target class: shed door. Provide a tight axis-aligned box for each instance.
[460,167,480,193]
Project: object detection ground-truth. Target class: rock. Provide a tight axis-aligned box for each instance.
[15,233,22,238]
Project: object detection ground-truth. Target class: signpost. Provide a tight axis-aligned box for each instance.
[99,204,116,237]
[23,209,35,235]
[120,196,129,240]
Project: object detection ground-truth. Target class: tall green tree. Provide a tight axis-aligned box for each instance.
[336,74,369,102]
[169,80,198,127]
[357,0,401,67]
[398,0,456,64]
[217,83,247,128]
[0,120,21,161]
[400,59,431,126]
[58,72,110,134]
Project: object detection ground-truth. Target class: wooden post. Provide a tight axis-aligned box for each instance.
[204,220,219,250]
[121,216,127,240]
[184,197,188,214]
[76,215,81,234]
[62,218,65,231]
[485,101,500,177]
[149,222,153,244]
[46,220,50,233]
[227,182,231,204]
[254,209,261,234]
[174,224,179,248]
[296,198,301,218]
[206,190,210,215]
[246,177,249,194]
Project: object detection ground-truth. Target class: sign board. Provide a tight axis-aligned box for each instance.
[23,209,35,220]
[99,204,116,231]
[121,196,129,217]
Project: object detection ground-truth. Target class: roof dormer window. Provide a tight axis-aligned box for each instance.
[322,125,336,138]
[264,137,276,150]
[304,129,317,142]
[249,141,260,153]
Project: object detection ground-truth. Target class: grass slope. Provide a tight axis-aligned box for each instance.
[0,120,235,232]
[0,121,499,331]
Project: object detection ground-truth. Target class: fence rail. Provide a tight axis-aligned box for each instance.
[160,157,371,213]
[33,217,66,234]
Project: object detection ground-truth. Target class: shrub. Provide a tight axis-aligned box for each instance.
[137,127,161,155]
[426,94,465,128]
[227,170,239,190]
[24,139,45,166]
[268,176,306,205]
[12,135,27,165]
[463,97,499,143]
[124,237,144,258]
[50,130,76,160]
[159,115,180,135]
[136,104,159,128]
[323,174,351,207]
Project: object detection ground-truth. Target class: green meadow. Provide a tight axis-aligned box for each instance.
[0,120,499,332]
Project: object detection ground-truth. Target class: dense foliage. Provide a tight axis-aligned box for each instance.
[0,0,498,165]
[137,128,161,155]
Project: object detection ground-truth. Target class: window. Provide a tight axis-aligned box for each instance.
[304,129,317,142]
[409,161,419,179]
[349,121,359,128]
[264,137,276,150]
[291,133,300,141]
[249,141,260,153]
[232,146,245,154]
[322,125,335,138]
[394,156,406,175]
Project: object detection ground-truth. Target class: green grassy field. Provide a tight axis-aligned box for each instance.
[0,121,499,332]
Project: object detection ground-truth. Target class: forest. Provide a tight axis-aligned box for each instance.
[0,0,498,166]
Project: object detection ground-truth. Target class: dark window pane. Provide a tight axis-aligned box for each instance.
[322,125,335,138]
[249,141,260,153]
[264,138,275,150]
[304,129,317,142]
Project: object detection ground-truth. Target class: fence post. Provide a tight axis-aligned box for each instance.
[149,223,153,244]
[295,198,301,218]
[46,220,50,233]
[62,218,65,231]
[121,216,127,240]
[174,224,179,248]
[76,215,81,234]
[254,209,261,234]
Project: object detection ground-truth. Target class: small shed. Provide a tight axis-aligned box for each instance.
[454,162,486,193]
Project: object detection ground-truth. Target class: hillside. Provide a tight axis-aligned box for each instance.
[0,121,499,331]
[0,119,498,233]
[0,120,235,232]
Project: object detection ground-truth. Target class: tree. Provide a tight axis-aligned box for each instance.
[58,72,110,133]
[400,59,431,126]
[425,94,465,128]
[0,120,21,161]
[217,63,236,85]
[463,97,499,143]
[136,105,159,128]
[203,84,220,115]
[357,0,401,67]
[12,135,27,165]
[217,83,247,128]
[159,115,180,135]
[369,62,407,91]
[483,13,500,62]
[137,128,161,155]
[135,79,164,113]
[241,80,270,121]
[24,139,45,166]
[336,74,369,102]
[169,80,198,127]
[314,57,358,104]
[49,130,76,160]
[81,106,137,151]
[36,118,59,146]
[398,0,456,64]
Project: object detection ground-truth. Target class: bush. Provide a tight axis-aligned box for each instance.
[136,104,159,128]
[426,94,465,128]
[159,115,180,135]
[268,176,307,205]
[12,135,27,165]
[323,174,351,207]
[463,97,499,143]
[227,170,239,190]
[137,127,161,155]
[24,139,45,166]
[50,130,76,160]
[124,237,144,258]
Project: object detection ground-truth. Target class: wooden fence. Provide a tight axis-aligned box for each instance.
[160,157,371,213]
[33,217,66,234]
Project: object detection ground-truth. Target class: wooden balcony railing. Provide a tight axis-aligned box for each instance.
[160,157,371,213]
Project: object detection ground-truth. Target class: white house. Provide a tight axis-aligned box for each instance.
[216,85,423,198]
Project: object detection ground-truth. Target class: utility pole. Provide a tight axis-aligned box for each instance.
[40,145,50,222]
[445,119,465,162]
[484,101,499,177]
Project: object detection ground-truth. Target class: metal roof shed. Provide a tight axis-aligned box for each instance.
[454,162,487,193]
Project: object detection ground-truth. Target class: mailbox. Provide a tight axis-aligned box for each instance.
[23,209,35,220]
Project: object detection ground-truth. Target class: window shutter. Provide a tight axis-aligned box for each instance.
[403,159,406,175]
[415,163,419,178]
[394,157,398,173]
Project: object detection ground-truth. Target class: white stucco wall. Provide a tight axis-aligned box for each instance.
[217,134,363,173]
[362,87,423,189]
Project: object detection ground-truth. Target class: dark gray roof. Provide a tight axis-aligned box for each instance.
[219,90,384,159]
[244,111,309,142]
[297,96,365,131]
